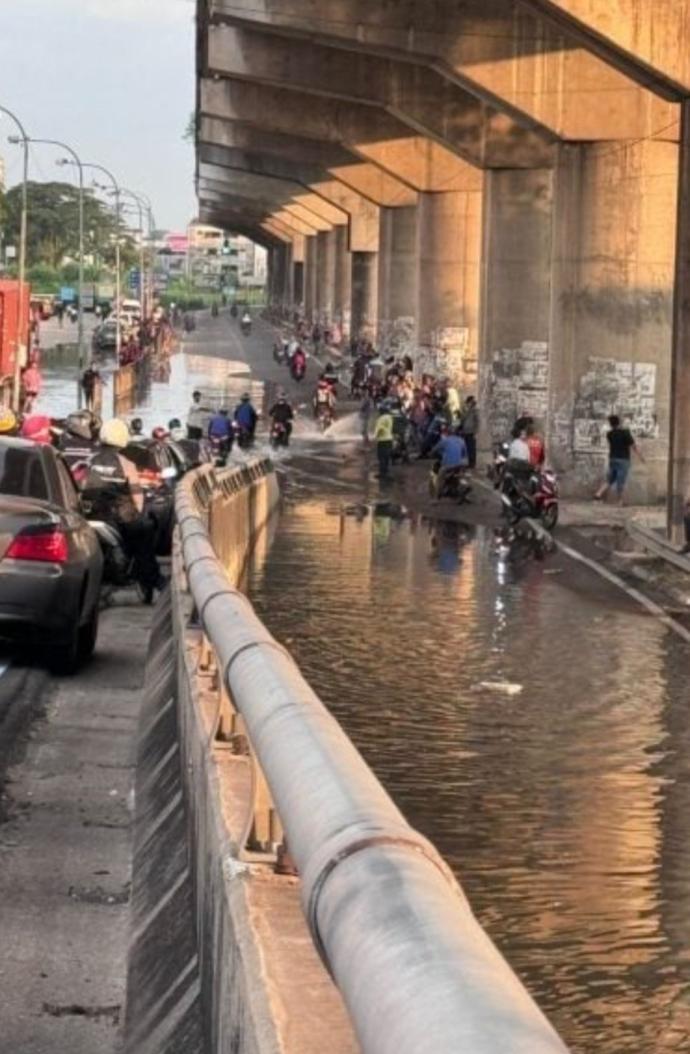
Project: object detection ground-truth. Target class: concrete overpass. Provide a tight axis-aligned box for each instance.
[194,0,690,525]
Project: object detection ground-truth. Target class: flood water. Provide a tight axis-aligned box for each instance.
[248,457,690,1053]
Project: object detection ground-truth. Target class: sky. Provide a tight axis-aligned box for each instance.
[0,0,197,232]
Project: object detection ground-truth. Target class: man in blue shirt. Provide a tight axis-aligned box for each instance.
[234,393,258,441]
[431,425,468,499]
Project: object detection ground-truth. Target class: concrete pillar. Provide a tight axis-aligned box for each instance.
[670,102,690,538]
[548,139,678,501]
[282,243,294,309]
[293,261,304,309]
[304,235,318,320]
[377,206,418,357]
[315,228,337,323]
[333,225,352,339]
[480,170,554,449]
[416,190,483,390]
[351,251,378,343]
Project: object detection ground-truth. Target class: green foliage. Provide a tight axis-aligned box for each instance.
[2,181,138,270]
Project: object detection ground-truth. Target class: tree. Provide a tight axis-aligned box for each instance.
[1,181,137,270]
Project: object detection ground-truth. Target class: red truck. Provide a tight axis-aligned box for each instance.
[0,281,31,386]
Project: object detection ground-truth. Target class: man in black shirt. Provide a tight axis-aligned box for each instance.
[594,415,644,505]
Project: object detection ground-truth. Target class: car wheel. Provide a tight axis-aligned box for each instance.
[48,620,80,676]
[77,604,99,664]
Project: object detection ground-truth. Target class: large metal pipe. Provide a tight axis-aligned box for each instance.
[177,463,570,1054]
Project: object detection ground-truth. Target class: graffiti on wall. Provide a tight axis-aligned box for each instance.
[484,341,549,441]
[572,358,659,454]
[377,316,416,358]
[417,327,473,389]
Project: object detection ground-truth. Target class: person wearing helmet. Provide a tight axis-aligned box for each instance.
[0,409,19,437]
[84,418,164,603]
[208,407,234,458]
[268,393,294,445]
[151,425,169,442]
[58,410,100,469]
[234,393,257,441]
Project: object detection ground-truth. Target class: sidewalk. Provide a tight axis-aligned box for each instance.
[0,602,152,1053]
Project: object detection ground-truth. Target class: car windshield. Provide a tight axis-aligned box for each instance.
[0,447,49,501]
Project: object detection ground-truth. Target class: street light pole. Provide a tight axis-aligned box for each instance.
[19,139,86,404]
[0,104,30,411]
[80,164,122,365]
[118,189,154,317]
[119,191,145,315]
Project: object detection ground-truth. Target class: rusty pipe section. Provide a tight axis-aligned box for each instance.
[177,462,570,1054]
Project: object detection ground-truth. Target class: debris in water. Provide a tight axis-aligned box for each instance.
[478,681,523,697]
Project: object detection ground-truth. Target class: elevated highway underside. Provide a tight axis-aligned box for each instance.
[195,0,690,532]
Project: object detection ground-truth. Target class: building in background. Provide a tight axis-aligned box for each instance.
[183,223,267,292]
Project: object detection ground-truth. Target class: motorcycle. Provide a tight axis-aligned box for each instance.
[90,520,148,603]
[290,357,306,382]
[241,319,252,337]
[430,462,472,504]
[273,342,288,365]
[488,441,510,488]
[209,434,231,467]
[230,304,238,319]
[270,421,290,449]
[183,314,196,333]
[501,464,559,530]
[233,422,254,450]
[315,404,334,432]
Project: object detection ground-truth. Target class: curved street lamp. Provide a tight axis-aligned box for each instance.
[0,104,30,410]
[16,139,87,403]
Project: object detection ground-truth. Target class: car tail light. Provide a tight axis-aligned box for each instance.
[139,469,161,485]
[6,528,69,564]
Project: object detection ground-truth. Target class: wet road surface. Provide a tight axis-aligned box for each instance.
[188,311,690,1054]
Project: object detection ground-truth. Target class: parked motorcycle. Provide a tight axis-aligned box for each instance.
[429,462,472,504]
[488,441,510,488]
[501,464,559,530]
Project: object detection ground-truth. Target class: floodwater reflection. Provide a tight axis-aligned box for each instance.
[249,497,690,1054]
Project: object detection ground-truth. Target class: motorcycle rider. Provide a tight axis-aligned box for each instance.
[313,376,336,422]
[430,424,469,500]
[241,309,252,333]
[234,393,258,443]
[504,426,535,504]
[57,410,100,469]
[269,394,294,445]
[208,407,234,457]
[83,418,164,604]
[290,344,307,379]
[323,361,339,391]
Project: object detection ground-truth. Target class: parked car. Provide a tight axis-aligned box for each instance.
[121,439,181,554]
[0,438,103,673]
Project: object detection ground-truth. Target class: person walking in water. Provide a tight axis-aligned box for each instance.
[374,401,394,480]
[594,415,645,506]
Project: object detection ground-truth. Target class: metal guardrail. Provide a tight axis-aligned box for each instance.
[176,460,570,1054]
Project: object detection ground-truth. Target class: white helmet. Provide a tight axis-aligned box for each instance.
[100,418,130,449]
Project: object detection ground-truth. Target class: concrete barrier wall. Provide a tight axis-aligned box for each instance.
[165,468,357,1054]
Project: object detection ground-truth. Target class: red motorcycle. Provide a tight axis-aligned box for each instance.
[290,356,306,382]
[501,464,559,531]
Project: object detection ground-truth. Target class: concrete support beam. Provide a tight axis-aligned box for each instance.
[547,139,678,501]
[208,0,678,139]
[304,235,318,319]
[206,24,555,168]
[200,112,415,208]
[198,142,381,252]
